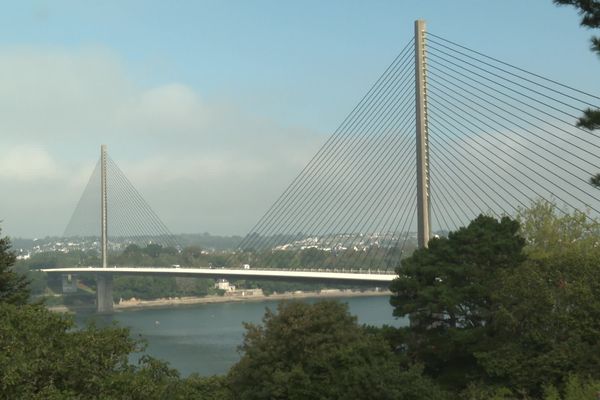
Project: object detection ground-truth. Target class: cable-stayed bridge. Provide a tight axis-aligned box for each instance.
[44,20,600,312]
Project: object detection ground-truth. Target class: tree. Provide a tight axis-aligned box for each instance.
[182,245,204,265]
[0,225,227,399]
[144,243,163,258]
[388,207,600,397]
[544,375,600,400]
[123,243,142,256]
[475,253,600,396]
[228,300,445,400]
[554,0,600,185]
[389,215,526,390]
[179,375,233,400]
[0,301,235,399]
[517,200,600,259]
[0,303,140,398]
[474,202,600,396]
[0,228,29,305]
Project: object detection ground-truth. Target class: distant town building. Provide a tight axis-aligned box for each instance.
[215,279,236,292]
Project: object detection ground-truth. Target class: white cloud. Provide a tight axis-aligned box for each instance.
[0,46,323,237]
[0,146,62,181]
[118,84,208,137]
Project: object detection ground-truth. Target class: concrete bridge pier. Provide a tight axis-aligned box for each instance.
[96,274,114,314]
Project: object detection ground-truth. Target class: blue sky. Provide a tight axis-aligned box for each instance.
[0,1,598,237]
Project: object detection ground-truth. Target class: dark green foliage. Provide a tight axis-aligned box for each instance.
[544,375,600,400]
[179,375,233,400]
[390,215,525,389]
[0,301,235,399]
[145,243,163,258]
[390,206,600,397]
[0,302,136,398]
[123,243,142,256]
[476,254,600,395]
[0,229,29,305]
[113,276,179,300]
[577,107,600,129]
[101,357,234,399]
[8,261,44,296]
[474,203,600,396]
[228,300,444,400]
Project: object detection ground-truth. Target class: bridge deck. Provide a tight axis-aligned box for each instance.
[41,267,397,283]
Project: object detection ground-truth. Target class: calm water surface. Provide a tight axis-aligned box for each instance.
[76,296,406,376]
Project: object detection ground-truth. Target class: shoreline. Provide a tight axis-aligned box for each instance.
[48,289,391,313]
[115,289,391,311]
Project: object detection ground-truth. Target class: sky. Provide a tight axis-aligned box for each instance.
[0,0,598,238]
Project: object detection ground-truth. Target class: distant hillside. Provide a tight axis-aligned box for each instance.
[176,233,243,251]
[9,234,244,252]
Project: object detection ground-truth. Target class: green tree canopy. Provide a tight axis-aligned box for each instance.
[228,300,445,400]
[0,228,29,305]
[389,215,525,389]
[0,303,136,398]
[517,200,600,259]
[476,202,600,395]
[389,206,600,398]
[476,252,600,396]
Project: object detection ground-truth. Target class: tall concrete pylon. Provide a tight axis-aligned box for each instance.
[101,144,108,269]
[415,19,431,249]
[96,144,113,313]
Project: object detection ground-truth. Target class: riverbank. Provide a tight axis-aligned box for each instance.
[114,289,391,311]
[45,289,392,313]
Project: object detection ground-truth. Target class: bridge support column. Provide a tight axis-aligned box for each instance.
[415,19,431,249]
[96,274,113,314]
[101,144,108,269]
[97,144,113,313]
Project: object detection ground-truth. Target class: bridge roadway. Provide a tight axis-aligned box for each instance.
[42,266,397,284]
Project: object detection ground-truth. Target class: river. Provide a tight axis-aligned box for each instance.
[76,295,406,376]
